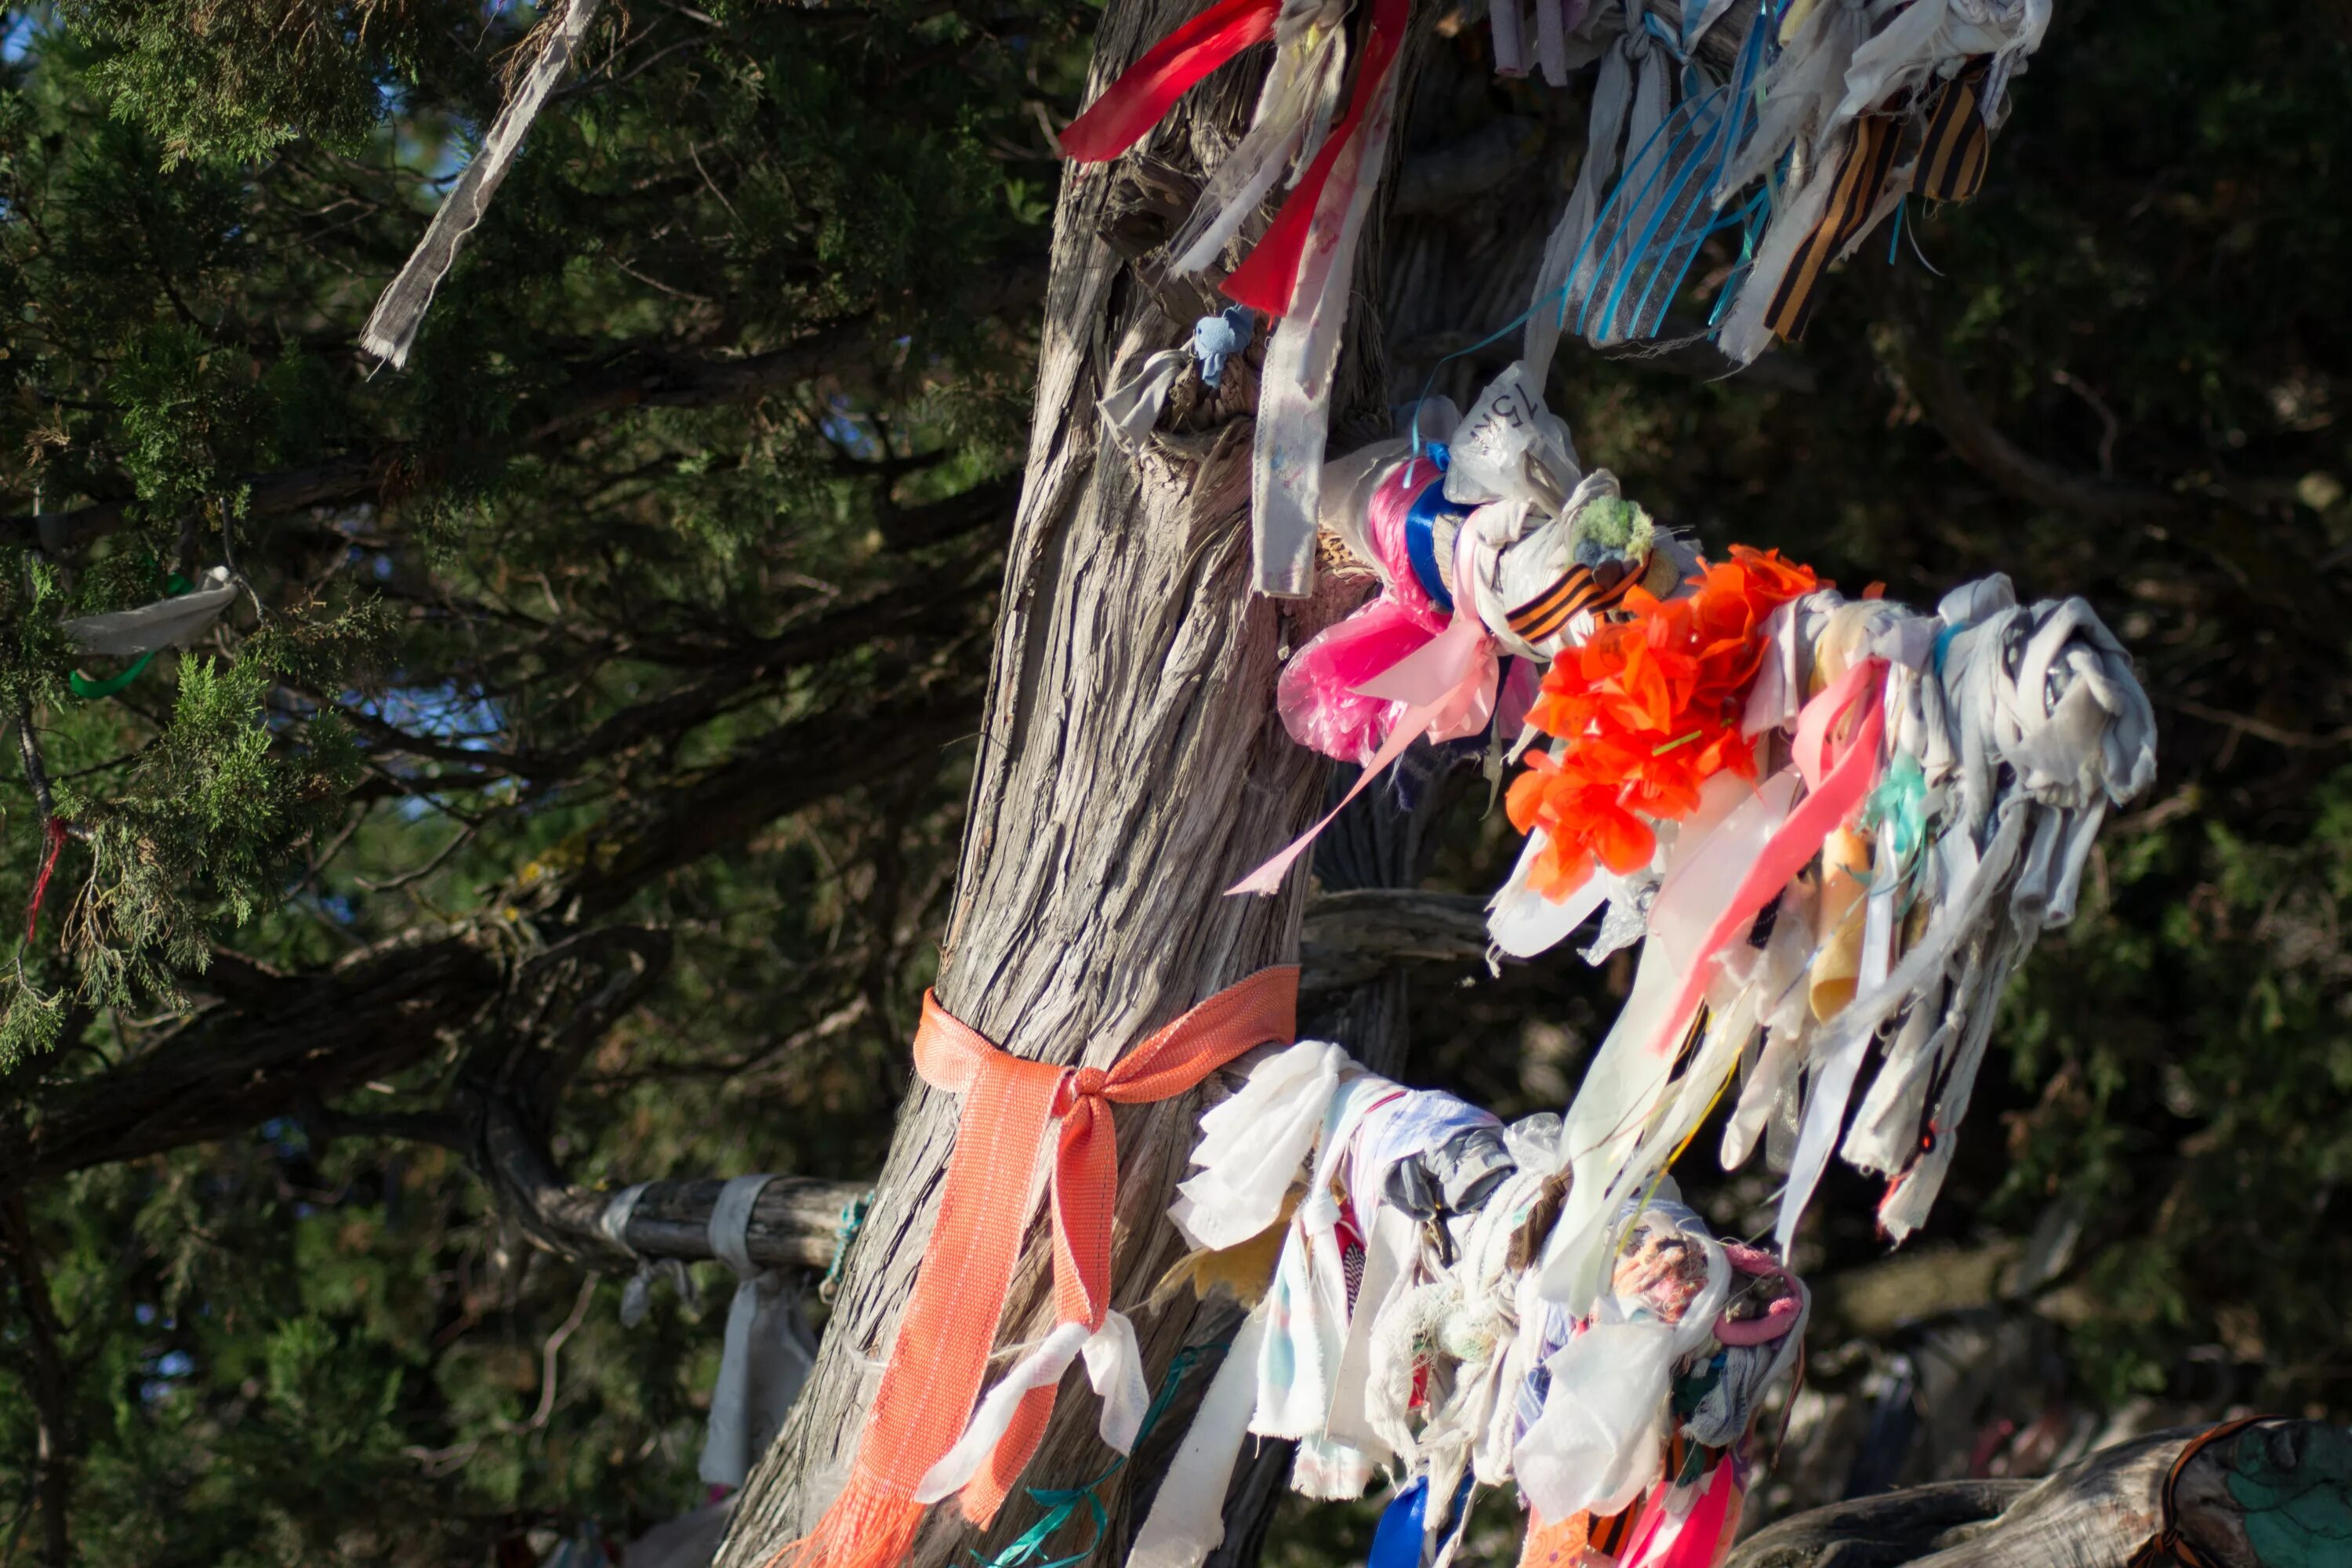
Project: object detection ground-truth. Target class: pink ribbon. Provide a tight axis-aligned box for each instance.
[1712,1241,1803,1348]
[1230,586,1497,898]
[1635,659,1887,1055]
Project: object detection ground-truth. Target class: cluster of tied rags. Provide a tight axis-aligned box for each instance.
[786,352,2157,1568]
[781,5,2155,1568]
[1120,357,2151,1568]
[1128,1044,1808,1568]
[1068,0,2058,597]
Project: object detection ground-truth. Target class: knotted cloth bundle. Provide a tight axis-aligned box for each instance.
[1132,1041,1812,1568]
[782,968,1299,1568]
[1487,560,2155,1310]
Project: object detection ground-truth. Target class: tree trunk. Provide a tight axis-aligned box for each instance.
[717,7,1420,1565]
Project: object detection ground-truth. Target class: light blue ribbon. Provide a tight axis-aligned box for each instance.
[1861,752,1929,876]
[1192,306,1255,389]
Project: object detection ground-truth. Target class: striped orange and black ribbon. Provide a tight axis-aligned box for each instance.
[1915,64,1991,203]
[1763,112,1902,343]
[1586,1500,1642,1561]
[1507,556,1649,647]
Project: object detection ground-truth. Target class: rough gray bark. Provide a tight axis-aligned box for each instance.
[1728,1421,2336,1568]
[714,5,1417,1563]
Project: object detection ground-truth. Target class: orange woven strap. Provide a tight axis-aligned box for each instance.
[786,967,1300,1568]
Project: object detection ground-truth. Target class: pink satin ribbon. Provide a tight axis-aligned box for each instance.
[1637,658,1888,1055]
[1230,538,1497,897]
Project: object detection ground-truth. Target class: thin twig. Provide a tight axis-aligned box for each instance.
[2164,695,2352,750]
[520,1275,599,1432]
[357,820,481,892]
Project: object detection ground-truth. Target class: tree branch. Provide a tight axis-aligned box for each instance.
[0,266,1047,556]
[1884,325,2193,524]
[0,1199,74,1568]
[1726,1421,2327,1568]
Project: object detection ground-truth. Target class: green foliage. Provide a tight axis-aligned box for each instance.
[0,0,1067,1559]
[0,0,2348,1562]
[60,0,451,165]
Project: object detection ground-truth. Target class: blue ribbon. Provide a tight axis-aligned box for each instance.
[1368,1477,1431,1568]
[1933,622,1963,677]
[1404,476,1464,615]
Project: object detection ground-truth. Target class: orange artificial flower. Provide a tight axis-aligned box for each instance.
[1508,546,1824,902]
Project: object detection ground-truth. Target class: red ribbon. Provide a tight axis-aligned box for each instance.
[1059,0,1411,318]
[1223,0,1409,314]
[24,818,67,944]
[1057,0,1283,162]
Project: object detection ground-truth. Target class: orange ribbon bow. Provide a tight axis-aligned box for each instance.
[786,967,1301,1568]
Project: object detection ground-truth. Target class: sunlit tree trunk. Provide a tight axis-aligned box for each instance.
[717,5,1419,1565]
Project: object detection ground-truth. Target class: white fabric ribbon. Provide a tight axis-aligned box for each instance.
[1171,1039,1348,1250]
[1129,1307,1270,1568]
[60,565,239,656]
[699,1174,818,1489]
[1251,20,1405,597]
[1534,771,1773,1312]
[911,1309,1149,1504]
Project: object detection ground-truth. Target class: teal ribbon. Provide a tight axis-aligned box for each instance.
[973,1345,1213,1568]
[1860,752,1929,883]
[818,1191,873,1299]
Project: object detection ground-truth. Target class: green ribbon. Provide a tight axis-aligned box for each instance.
[973,1344,1213,1568]
[1860,752,1929,878]
[2230,1423,2352,1568]
[67,572,193,701]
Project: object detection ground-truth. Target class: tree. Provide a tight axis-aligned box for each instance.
[2,2,2350,1566]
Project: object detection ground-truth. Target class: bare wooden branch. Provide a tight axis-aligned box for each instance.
[1300,887,1490,998]
[1884,325,2192,524]
[1728,1421,2342,1568]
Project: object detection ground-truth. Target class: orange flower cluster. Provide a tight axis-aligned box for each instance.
[1505,546,1823,902]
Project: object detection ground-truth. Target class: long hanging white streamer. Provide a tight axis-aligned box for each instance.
[1522,39,1633,388]
[699,1174,818,1490]
[1250,31,1405,597]
[1129,1308,1272,1568]
[361,0,604,368]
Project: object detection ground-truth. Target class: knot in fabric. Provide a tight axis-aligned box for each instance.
[1064,1065,1112,1107]
[795,969,1301,1568]
[1190,305,1254,389]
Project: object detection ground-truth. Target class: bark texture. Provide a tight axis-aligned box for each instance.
[716,6,1414,1563]
[1727,1421,2343,1568]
